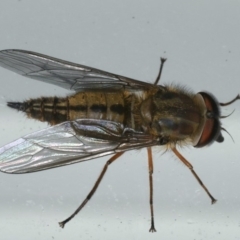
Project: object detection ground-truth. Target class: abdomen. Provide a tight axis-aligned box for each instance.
[8,91,126,125]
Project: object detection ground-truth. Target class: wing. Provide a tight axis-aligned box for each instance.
[0,119,158,174]
[0,49,152,91]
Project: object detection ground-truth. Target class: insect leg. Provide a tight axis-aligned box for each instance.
[147,147,156,232]
[220,94,240,106]
[153,58,167,85]
[59,152,125,228]
[171,147,217,204]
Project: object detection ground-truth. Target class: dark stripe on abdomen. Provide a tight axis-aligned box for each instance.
[90,104,107,113]
[110,104,124,115]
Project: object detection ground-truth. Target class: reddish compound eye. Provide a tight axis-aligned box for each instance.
[195,92,223,148]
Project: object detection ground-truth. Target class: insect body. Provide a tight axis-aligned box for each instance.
[0,50,238,232]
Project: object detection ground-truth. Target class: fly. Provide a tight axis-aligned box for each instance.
[0,49,239,232]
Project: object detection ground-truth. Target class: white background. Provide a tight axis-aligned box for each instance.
[0,1,240,240]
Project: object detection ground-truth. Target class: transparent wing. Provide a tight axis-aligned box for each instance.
[0,119,158,174]
[0,49,152,91]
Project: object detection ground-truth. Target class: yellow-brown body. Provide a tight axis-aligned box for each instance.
[21,86,204,146]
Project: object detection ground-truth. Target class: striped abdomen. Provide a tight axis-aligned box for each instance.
[8,91,126,125]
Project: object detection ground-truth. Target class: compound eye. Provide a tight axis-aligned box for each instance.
[194,92,223,148]
[195,118,221,147]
